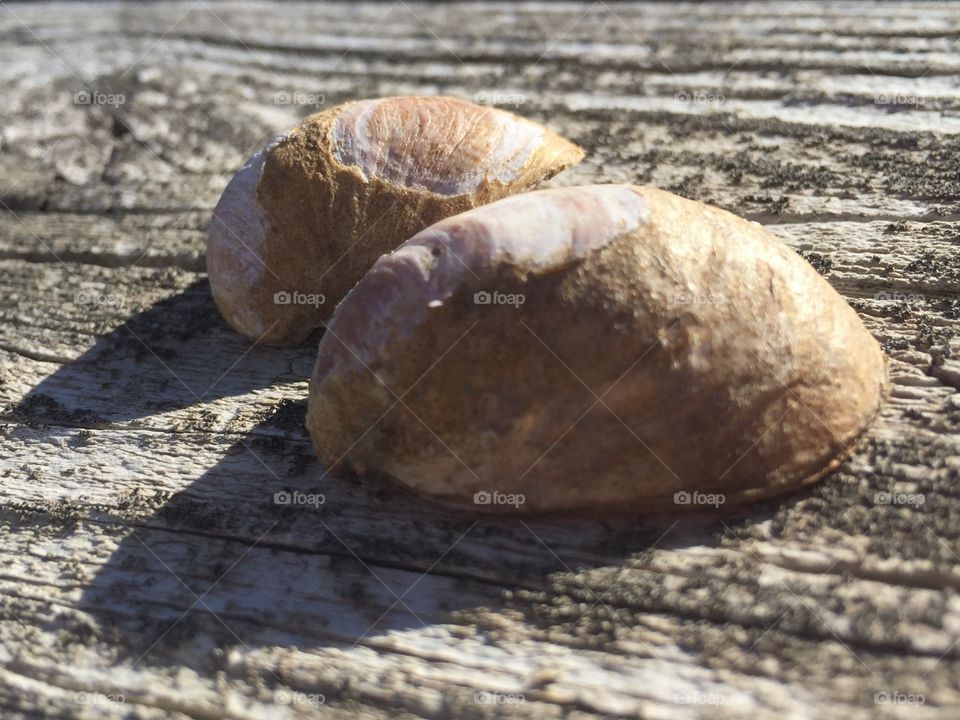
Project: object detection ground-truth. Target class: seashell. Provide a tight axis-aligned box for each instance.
[306,185,888,515]
[206,96,584,345]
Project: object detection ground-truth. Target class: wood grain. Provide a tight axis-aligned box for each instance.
[1,2,958,718]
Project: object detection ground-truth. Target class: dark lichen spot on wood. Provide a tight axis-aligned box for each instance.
[890,302,915,323]
[882,337,909,353]
[5,393,107,428]
[172,409,220,433]
[667,171,705,198]
[913,318,955,353]
[903,408,929,426]
[68,429,96,448]
[266,398,308,434]
[742,194,790,214]
[798,251,833,275]
[905,252,960,284]
[939,299,960,320]
[711,152,845,193]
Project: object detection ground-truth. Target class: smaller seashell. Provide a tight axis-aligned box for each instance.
[206,96,584,345]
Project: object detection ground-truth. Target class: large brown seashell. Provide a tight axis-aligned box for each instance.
[307,185,888,515]
[206,96,584,345]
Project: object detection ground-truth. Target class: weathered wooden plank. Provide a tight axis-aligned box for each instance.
[2,1,959,718]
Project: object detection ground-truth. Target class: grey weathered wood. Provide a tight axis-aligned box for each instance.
[1,1,959,718]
